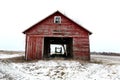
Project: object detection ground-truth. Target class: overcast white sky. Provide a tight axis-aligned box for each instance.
[0,0,120,53]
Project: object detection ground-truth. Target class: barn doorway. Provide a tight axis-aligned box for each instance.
[43,37,73,59]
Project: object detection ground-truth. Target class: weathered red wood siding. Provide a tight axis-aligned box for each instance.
[24,11,91,60]
[73,36,90,60]
[26,35,43,60]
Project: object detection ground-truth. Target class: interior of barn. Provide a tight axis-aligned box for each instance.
[43,37,73,59]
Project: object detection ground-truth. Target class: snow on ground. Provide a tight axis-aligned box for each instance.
[0,52,120,80]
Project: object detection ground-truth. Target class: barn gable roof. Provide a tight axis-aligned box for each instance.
[23,11,92,34]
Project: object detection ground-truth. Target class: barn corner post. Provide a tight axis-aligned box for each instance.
[25,35,27,60]
[24,34,30,60]
[23,10,92,61]
[23,32,28,60]
[88,33,91,61]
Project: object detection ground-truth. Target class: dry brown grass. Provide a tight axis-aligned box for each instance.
[0,50,24,54]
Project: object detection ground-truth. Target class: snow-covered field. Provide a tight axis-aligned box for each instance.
[0,51,120,80]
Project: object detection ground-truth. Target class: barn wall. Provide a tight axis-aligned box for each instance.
[73,36,90,60]
[26,35,43,60]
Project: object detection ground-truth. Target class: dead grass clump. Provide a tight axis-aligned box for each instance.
[0,50,24,54]
[3,56,26,63]
[90,59,103,64]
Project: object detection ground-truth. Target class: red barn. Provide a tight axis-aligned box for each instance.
[23,11,92,60]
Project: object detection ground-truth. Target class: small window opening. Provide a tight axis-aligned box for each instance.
[54,16,61,24]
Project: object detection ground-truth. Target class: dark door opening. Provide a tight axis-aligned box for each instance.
[43,37,73,59]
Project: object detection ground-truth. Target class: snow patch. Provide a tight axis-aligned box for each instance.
[0,53,120,80]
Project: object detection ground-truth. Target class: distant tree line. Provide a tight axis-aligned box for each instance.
[91,52,120,56]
